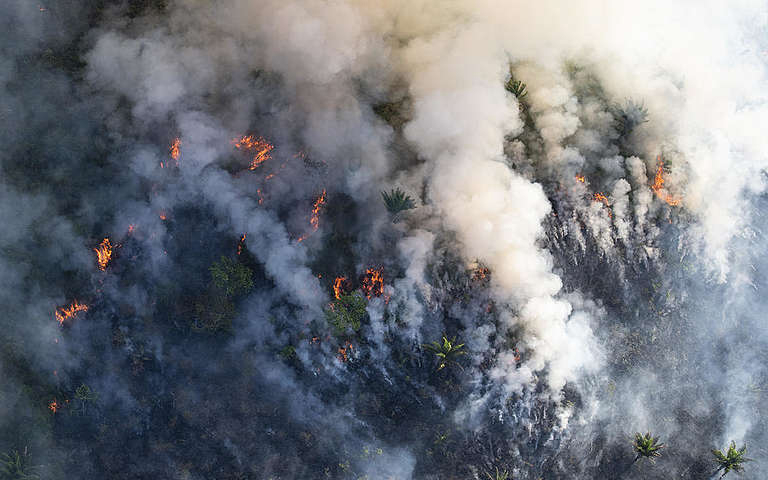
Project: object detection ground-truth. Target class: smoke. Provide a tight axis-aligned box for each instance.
[2,0,768,478]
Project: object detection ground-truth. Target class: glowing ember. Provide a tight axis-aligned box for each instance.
[48,399,59,413]
[593,192,612,217]
[94,237,113,271]
[361,267,384,299]
[575,174,586,183]
[265,173,276,180]
[472,266,490,281]
[333,276,347,300]
[169,137,181,166]
[297,189,327,243]
[159,211,167,221]
[128,224,135,234]
[337,341,353,362]
[593,193,611,212]
[257,189,264,205]
[232,135,274,170]
[651,157,682,206]
[593,192,609,207]
[55,300,88,326]
[237,234,246,256]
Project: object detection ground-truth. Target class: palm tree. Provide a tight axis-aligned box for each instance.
[485,466,511,480]
[712,441,751,478]
[423,336,466,371]
[504,78,528,100]
[0,449,40,480]
[75,383,98,415]
[611,99,648,139]
[381,188,416,223]
[632,432,665,463]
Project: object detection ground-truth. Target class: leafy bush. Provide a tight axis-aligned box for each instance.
[209,256,254,298]
[325,293,367,335]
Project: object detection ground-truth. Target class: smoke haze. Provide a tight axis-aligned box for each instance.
[2,1,768,478]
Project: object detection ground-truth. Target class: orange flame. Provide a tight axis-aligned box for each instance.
[333,276,346,300]
[310,189,327,231]
[297,189,327,243]
[169,137,181,166]
[593,192,609,206]
[472,266,490,281]
[651,157,681,206]
[593,192,612,217]
[337,341,353,362]
[575,174,586,183]
[55,300,88,326]
[237,234,246,256]
[159,211,167,221]
[361,267,384,300]
[49,399,59,413]
[94,238,113,271]
[232,135,274,170]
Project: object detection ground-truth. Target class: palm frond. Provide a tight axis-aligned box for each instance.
[712,441,751,477]
[632,432,665,462]
[381,188,416,222]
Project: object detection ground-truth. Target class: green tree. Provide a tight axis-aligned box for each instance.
[325,293,367,335]
[381,188,416,223]
[423,336,466,371]
[74,383,98,415]
[0,449,39,480]
[632,432,665,463]
[712,441,751,478]
[209,256,254,298]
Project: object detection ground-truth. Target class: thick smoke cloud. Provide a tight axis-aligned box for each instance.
[2,1,768,479]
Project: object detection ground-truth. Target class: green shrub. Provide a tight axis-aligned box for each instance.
[325,293,367,335]
[209,256,254,298]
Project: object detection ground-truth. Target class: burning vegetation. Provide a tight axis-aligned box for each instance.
[94,237,113,271]
[651,157,682,206]
[360,267,384,300]
[169,137,181,166]
[232,135,274,170]
[297,189,327,243]
[55,301,88,326]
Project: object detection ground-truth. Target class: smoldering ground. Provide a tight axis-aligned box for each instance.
[2,1,768,479]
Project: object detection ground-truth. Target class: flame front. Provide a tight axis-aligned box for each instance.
[232,135,274,170]
[310,189,327,231]
[237,234,246,256]
[651,157,682,206]
[575,174,586,183]
[337,341,353,362]
[361,267,384,300]
[297,189,327,243]
[94,237,113,271]
[333,276,346,300]
[55,300,88,326]
[169,137,181,166]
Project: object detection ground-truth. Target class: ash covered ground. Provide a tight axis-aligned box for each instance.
[3,1,768,479]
